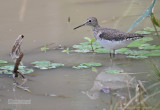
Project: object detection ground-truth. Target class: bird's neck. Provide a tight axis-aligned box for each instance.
[92,25,100,31]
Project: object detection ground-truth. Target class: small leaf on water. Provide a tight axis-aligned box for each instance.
[0,65,33,74]
[41,45,49,52]
[144,27,156,32]
[0,60,7,63]
[91,38,95,43]
[92,67,97,72]
[127,56,148,59]
[128,37,153,47]
[106,69,124,74]
[31,60,64,70]
[73,62,102,69]
[135,31,151,34]
[84,37,92,42]
[62,48,70,54]
[139,44,160,50]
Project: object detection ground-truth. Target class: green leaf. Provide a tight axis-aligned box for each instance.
[139,44,160,50]
[127,0,156,32]
[151,13,160,27]
[84,37,92,42]
[62,48,70,54]
[0,65,33,74]
[41,45,49,53]
[72,62,102,69]
[94,48,109,53]
[92,67,98,72]
[91,38,95,43]
[31,60,64,70]
[135,31,151,34]
[106,69,124,74]
[0,60,7,64]
[128,37,153,47]
[127,56,148,59]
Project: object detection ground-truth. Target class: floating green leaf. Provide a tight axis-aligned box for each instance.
[41,45,49,53]
[0,60,7,64]
[62,48,70,54]
[92,67,98,72]
[84,37,92,42]
[31,61,64,70]
[127,56,148,59]
[0,65,33,75]
[135,31,151,34]
[139,44,160,50]
[72,62,102,69]
[106,69,124,74]
[72,37,101,53]
[136,27,160,35]
[127,37,153,47]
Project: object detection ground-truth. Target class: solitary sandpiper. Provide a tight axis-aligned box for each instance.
[74,17,144,57]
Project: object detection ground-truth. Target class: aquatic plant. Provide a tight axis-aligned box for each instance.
[0,60,33,75]
[72,62,102,69]
[127,0,156,32]
[71,37,160,59]
[41,45,49,53]
[31,60,64,70]
[62,47,70,54]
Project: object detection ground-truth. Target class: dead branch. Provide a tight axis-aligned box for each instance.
[11,35,24,78]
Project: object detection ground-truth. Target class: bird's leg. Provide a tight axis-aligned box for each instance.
[113,49,115,58]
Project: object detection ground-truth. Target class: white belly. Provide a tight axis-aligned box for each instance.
[97,39,132,51]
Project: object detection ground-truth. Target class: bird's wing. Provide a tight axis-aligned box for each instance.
[98,28,143,41]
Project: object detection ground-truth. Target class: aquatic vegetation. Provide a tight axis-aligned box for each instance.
[62,47,70,54]
[106,69,124,74]
[0,60,33,74]
[41,45,49,53]
[72,62,102,69]
[71,37,160,59]
[0,60,7,64]
[136,27,160,35]
[31,60,64,70]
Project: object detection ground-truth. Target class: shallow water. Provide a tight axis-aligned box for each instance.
[0,0,160,110]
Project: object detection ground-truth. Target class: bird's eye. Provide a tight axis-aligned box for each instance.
[88,20,91,22]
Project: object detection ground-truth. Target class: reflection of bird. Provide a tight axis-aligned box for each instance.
[74,17,144,57]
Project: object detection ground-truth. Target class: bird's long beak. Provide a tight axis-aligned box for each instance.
[73,23,85,30]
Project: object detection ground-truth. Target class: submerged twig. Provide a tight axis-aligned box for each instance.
[11,35,25,78]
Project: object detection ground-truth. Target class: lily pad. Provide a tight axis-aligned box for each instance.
[0,65,33,75]
[31,60,64,70]
[139,44,160,50]
[127,56,148,59]
[0,60,7,64]
[106,69,124,74]
[127,37,153,47]
[136,27,160,35]
[72,62,102,69]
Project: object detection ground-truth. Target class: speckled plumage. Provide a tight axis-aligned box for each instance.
[74,17,144,57]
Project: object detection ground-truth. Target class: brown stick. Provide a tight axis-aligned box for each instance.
[13,52,23,77]
[11,35,25,78]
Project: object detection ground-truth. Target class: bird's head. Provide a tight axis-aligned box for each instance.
[74,17,98,30]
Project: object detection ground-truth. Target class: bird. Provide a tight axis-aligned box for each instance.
[73,17,144,57]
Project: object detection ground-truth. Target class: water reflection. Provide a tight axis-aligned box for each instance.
[83,64,137,100]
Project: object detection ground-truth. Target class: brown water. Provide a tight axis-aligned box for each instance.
[0,0,160,110]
